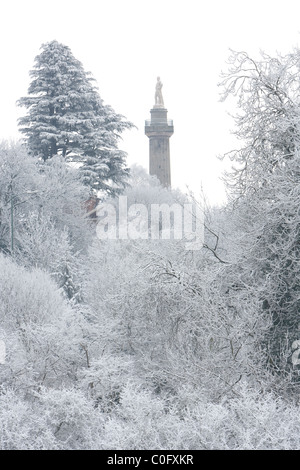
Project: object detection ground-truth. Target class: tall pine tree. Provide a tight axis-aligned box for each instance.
[18,40,134,195]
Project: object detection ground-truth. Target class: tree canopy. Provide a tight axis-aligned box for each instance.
[18,40,134,195]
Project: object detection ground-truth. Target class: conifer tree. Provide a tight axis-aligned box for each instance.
[18,40,133,195]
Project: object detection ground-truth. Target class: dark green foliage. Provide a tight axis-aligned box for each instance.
[18,40,134,195]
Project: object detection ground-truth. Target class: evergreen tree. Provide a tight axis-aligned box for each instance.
[18,40,134,195]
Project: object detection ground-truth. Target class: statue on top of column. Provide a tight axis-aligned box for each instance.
[154,76,164,107]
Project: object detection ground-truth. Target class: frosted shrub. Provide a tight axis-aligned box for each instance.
[0,387,58,450]
[177,386,300,450]
[36,387,104,449]
[99,383,300,450]
[0,253,66,326]
[223,387,300,450]
[0,254,88,389]
[101,383,182,450]
[78,353,135,411]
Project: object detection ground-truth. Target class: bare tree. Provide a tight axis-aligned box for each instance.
[220,48,300,385]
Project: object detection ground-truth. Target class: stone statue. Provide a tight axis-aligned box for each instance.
[154,76,164,107]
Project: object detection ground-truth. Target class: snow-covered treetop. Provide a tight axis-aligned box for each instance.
[18,40,134,196]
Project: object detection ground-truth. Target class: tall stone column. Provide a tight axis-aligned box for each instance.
[145,78,174,187]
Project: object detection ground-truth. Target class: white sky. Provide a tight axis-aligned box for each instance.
[2,0,300,205]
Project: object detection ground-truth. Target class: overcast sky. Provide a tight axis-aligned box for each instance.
[2,0,300,205]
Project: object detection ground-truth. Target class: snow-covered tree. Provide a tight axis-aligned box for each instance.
[219,49,300,198]
[18,40,134,195]
[0,142,93,300]
[0,254,91,392]
[0,140,38,253]
[220,48,300,382]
